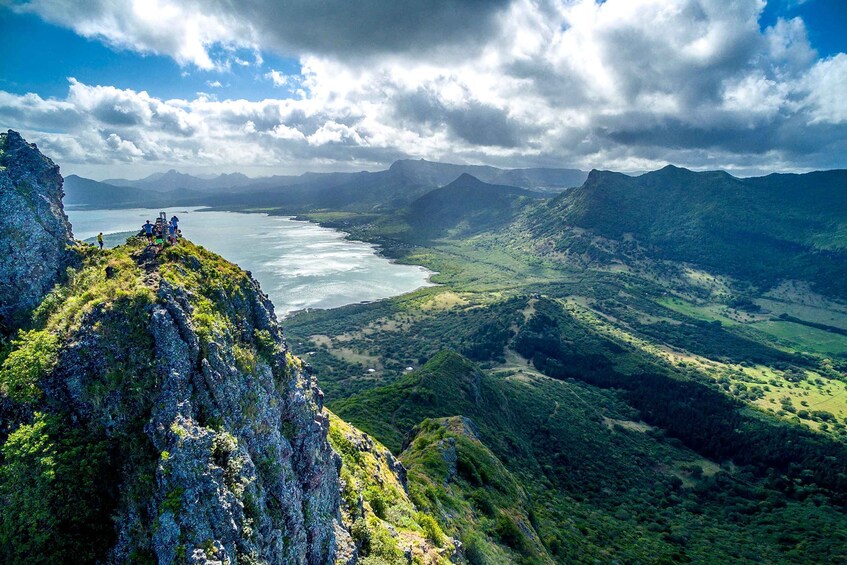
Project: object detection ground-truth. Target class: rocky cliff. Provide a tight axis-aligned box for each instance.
[0,133,353,563]
[0,130,74,333]
[0,232,353,563]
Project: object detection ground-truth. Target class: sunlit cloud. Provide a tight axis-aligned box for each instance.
[4,0,846,177]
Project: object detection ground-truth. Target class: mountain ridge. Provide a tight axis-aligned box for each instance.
[522,164,847,297]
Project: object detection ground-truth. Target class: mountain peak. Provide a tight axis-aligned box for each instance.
[446,172,484,186]
[0,130,74,331]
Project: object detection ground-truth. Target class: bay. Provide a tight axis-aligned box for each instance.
[65,206,434,317]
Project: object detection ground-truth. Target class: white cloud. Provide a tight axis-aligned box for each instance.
[4,0,847,176]
[801,54,847,124]
[264,69,289,87]
[206,80,223,88]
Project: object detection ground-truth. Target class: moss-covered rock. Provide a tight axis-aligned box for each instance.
[327,411,456,564]
[401,416,552,564]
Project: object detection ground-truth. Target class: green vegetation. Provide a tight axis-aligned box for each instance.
[408,173,544,239]
[401,417,548,563]
[327,412,453,564]
[0,412,115,564]
[4,160,846,562]
[0,329,58,402]
[524,166,847,298]
[159,240,251,340]
[0,235,289,563]
[281,167,847,562]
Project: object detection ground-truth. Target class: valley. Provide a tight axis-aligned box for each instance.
[272,166,847,562]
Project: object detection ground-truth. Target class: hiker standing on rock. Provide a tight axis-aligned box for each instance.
[167,219,177,244]
[142,219,154,245]
[97,232,104,249]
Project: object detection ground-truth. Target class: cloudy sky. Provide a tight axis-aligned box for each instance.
[1,0,845,179]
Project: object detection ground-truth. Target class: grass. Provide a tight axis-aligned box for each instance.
[326,412,453,564]
[1,239,155,404]
[752,319,847,355]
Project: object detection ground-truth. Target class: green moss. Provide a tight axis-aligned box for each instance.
[175,545,187,561]
[33,238,154,335]
[162,487,185,516]
[158,241,251,343]
[254,329,276,358]
[233,343,258,374]
[1,239,154,405]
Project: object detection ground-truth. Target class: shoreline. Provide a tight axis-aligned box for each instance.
[68,204,439,319]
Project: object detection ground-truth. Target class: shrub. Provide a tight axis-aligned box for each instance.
[416,512,445,547]
[463,532,490,565]
[494,513,524,549]
[0,330,59,403]
[350,518,371,554]
[0,413,114,563]
[365,487,388,519]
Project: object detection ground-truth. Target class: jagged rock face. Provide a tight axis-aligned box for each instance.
[136,269,347,564]
[46,245,350,564]
[0,132,353,563]
[0,130,74,332]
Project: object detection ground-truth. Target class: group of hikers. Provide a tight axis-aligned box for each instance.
[93,212,181,252]
[142,213,181,251]
[141,212,182,252]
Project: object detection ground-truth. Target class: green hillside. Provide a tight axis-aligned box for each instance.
[524,166,847,296]
[329,349,847,563]
[284,163,847,562]
[408,174,544,238]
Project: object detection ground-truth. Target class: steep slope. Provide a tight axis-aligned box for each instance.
[0,133,456,564]
[327,412,455,564]
[0,238,350,563]
[408,173,545,238]
[0,130,75,333]
[317,295,847,564]
[401,417,550,564]
[523,165,847,296]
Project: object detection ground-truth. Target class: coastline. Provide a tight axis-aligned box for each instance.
[67,204,439,319]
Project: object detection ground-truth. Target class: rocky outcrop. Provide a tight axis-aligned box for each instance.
[29,241,351,564]
[0,132,353,562]
[0,130,74,333]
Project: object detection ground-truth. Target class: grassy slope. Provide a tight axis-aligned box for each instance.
[331,350,847,563]
[327,411,454,564]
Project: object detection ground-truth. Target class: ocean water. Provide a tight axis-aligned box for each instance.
[66,207,434,317]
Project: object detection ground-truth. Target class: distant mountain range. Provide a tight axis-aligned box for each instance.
[103,169,255,192]
[64,159,589,209]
